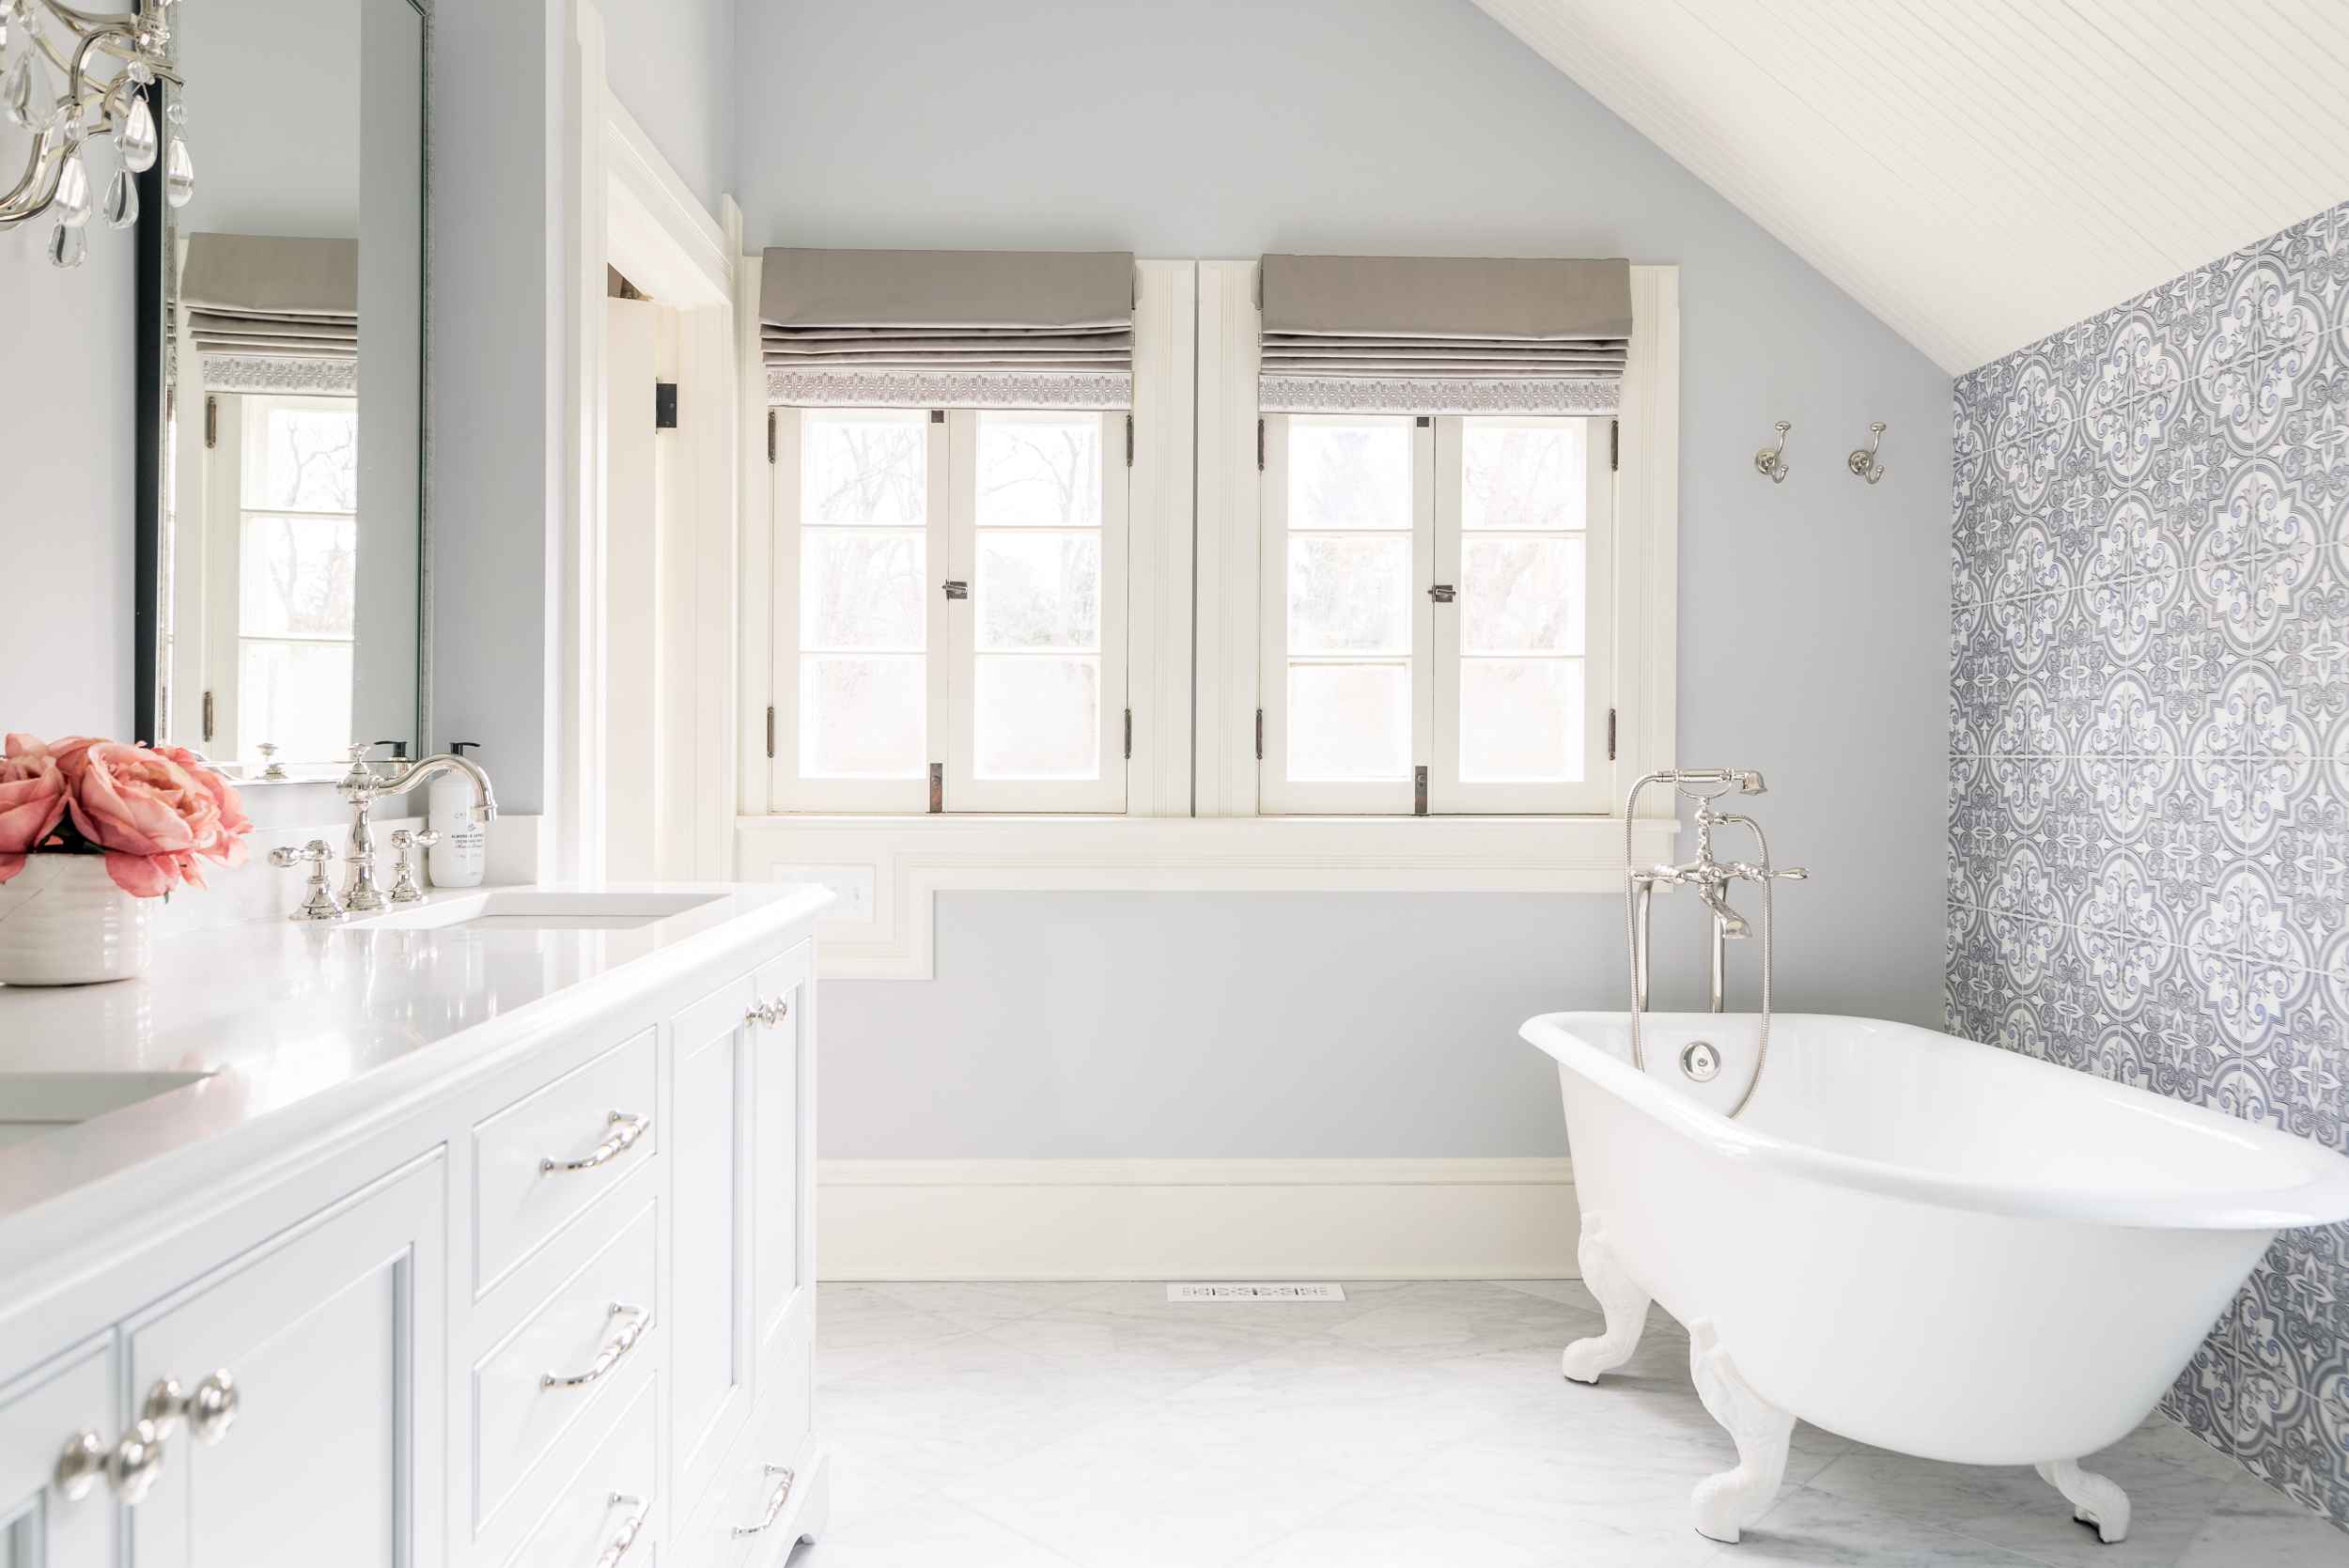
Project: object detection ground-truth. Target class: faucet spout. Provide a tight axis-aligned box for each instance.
[366,753,499,826]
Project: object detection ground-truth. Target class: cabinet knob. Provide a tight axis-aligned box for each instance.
[110,1419,166,1506]
[744,998,790,1029]
[146,1370,240,1446]
[53,1430,105,1502]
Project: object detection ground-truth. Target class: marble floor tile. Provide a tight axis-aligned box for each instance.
[802,1282,2348,1568]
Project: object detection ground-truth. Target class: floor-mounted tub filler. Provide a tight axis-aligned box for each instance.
[1522,770,2349,1545]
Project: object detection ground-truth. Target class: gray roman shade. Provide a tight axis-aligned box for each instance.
[182,234,359,393]
[1259,255,1631,414]
[761,247,1135,408]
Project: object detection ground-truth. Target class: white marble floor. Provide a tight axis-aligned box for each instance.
[792,1281,2347,1567]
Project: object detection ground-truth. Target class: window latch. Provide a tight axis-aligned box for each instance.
[1426,583,1455,604]
[941,580,969,600]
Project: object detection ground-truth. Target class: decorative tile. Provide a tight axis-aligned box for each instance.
[1952,198,2349,1530]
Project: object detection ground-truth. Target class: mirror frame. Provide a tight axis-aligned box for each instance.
[132,0,433,764]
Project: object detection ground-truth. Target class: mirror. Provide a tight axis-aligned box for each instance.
[138,0,426,774]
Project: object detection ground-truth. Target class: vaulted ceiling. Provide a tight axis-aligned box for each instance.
[1471,0,2349,374]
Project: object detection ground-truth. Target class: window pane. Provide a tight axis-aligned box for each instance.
[1289,422,1412,530]
[975,657,1098,779]
[246,401,358,512]
[1462,420,1584,531]
[241,514,357,637]
[801,411,926,526]
[1287,663,1408,781]
[801,655,924,777]
[1462,536,1583,654]
[978,531,1099,651]
[802,530,924,650]
[976,413,1102,528]
[240,640,352,761]
[1460,658,1583,783]
[1288,536,1409,654]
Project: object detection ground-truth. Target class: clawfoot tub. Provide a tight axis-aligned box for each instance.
[1523,1010,2349,1545]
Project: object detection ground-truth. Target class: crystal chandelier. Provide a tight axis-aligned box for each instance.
[0,0,190,268]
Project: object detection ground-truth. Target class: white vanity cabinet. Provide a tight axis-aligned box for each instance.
[0,886,829,1568]
[123,1156,447,1568]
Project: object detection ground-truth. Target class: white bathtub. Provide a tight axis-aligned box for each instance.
[1520,1009,2349,1545]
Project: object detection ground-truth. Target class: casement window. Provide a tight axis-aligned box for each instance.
[203,393,361,761]
[770,406,1129,813]
[1258,412,1613,815]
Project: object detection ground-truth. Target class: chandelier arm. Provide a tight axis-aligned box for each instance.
[0,132,57,226]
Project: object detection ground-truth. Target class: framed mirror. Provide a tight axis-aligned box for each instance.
[136,0,428,776]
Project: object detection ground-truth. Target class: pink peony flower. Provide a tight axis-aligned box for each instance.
[0,734,69,885]
[156,744,252,870]
[55,739,225,897]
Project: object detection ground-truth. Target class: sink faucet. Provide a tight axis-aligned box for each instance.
[335,745,498,912]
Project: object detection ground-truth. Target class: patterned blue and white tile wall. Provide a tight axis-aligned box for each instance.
[1947,197,2349,1527]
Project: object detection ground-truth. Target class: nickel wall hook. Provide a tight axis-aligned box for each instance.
[1754,421,1791,484]
[1847,422,1887,485]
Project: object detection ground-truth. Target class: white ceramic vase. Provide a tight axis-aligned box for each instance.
[0,855,152,985]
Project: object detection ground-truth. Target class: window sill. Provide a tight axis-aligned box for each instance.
[735,812,1677,979]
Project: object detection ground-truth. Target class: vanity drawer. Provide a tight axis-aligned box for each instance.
[474,1196,659,1535]
[474,1028,657,1292]
[505,1369,660,1568]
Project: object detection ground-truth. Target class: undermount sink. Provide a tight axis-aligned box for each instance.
[0,1071,215,1149]
[356,888,725,933]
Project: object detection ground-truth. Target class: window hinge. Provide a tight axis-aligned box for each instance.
[765,409,776,465]
[203,395,218,450]
[928,763,943,814]
[1415,414,1431,428]
[930,409,945,424]
[1255,417,1266,472]
[1414,766,1429,816]
[1607,706,1617,763]
[1125,412,1134,467]
[1610,419,1619,473]
[200,689,214,744]
[765,706,776,758]
[655,380,678,429]
[1122,706,1132,759]
[1254,706,1265,761]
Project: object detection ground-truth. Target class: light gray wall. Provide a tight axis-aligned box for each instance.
[176,0,363,240]
[600,0,735,217]
[737,0,1956,1159]
[428,0,567,811]
[0,226,135,740]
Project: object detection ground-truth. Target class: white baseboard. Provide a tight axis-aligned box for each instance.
[817,1157,1580,1282]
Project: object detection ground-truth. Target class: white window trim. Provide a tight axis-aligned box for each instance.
[733,260,1681,976]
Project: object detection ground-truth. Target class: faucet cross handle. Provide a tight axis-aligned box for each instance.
[268,839,347,923]
[386,829,442,904]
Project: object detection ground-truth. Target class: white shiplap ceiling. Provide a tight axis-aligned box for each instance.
[1471,0,2349,373]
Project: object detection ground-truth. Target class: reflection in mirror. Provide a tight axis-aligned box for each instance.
[148,0,424,774]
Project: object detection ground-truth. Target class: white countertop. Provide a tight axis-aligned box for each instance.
[0,881,831,1257]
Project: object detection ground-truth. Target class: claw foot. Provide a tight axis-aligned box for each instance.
[1688,1320,1793,1544]
[1560,1215,1651,1385]
[2036,1458,2129,1545]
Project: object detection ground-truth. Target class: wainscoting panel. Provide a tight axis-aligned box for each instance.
[817,1157,1579,1282]
[1947,199,2349,1526]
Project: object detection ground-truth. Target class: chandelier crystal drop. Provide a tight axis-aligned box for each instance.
[0,2,185,266]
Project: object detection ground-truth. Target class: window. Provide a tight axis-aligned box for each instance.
[771,407,1128,813]
[212,395,360,761]
[1258,413,1613,815]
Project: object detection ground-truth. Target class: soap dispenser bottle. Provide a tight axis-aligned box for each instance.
[428,741,489,888]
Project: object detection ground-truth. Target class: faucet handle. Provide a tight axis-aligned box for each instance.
[386,829,442,904]
[270,839,346,923]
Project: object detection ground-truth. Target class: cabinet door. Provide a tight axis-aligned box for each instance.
[124,1154,446,1568]
[750,946,813,1375]
[667,975,756,1518]
[0,1342,115,1568]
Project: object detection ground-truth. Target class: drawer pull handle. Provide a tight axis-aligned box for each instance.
[543,1303,650,1389]
[744,998,790,1029]
[732,1464,796,1536]
[594,1493,649,1568]
[145,1370,240,1446]
[541,1111,649,1174]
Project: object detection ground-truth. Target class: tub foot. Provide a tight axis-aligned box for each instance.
[2035,1458,2129,1545]
[1688,1320,1792,1545]
[1560,1215,1651,1384]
